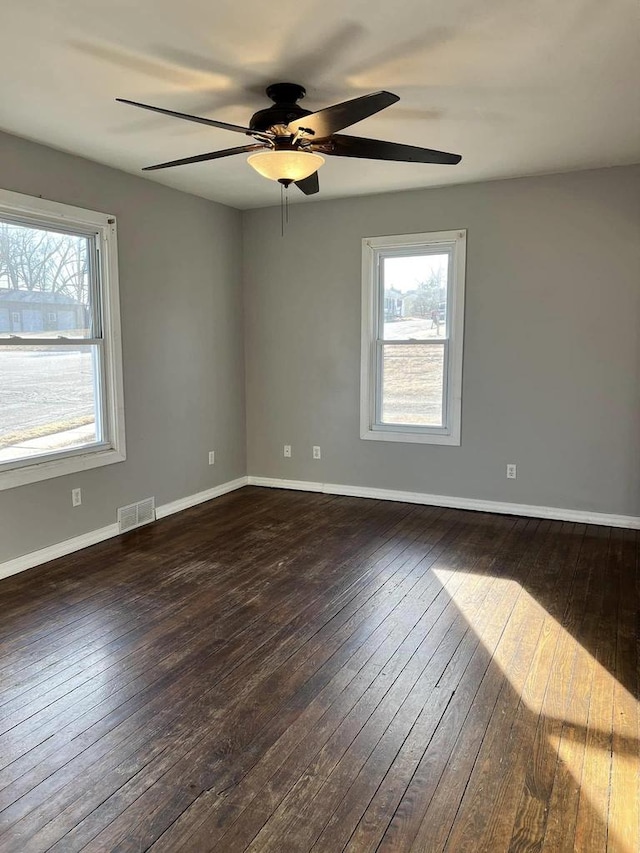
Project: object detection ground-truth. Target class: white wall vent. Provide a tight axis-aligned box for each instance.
[117,497,156,533]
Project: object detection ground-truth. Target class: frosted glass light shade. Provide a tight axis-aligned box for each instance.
[247,150,325,182]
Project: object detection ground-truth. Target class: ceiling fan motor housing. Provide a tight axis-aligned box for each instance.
[250,82,312,135]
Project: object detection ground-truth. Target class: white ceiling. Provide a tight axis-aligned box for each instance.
[1,0,639,209]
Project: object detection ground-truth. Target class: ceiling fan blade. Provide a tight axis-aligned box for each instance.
[315,134,462,165]
[142,143,268,171]
[116,98,258,136]
[295,172,320,195]
[287,91,399,137]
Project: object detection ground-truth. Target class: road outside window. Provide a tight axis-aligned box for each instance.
[0,189,125,489]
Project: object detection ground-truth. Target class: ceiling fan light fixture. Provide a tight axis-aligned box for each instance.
[247,150,325,183]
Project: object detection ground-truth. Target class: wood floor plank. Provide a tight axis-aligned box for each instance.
[0,491,391,770]
[441,523,597,853]
[52,512,514,852]
[0,499,432,800]
[538,598,598,852]
[0,496,408,804]
[522,526,612,852]
[503,527,603,852]
[0,489,331,708]
[0,487,295,645]
[1,500,450,840]
[607,530,639,853]
[237,557,508,853]
[0,488,637,853]
[149,520,479,852]
[408,534,580,852]
[342,518,545,853]
[572,526,620,853]
[307,523,539,853]
[373,520,579,853]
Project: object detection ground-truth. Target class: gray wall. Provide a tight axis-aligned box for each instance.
[0,130,246,563]
[243,166,640,517]
[2,148,638,566]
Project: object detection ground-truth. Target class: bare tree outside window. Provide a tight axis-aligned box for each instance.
[0,222,90,326]
[0,220,97,461]
[0,189,124,490]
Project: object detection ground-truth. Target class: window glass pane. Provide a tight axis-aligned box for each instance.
[381,343,444,426]
[0,220,93,339]
[0,345,102,464]
[382,253,449,340]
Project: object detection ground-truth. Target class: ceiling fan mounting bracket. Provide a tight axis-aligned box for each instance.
[266,83,306,104]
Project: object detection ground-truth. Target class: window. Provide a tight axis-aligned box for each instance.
[360,230,466,445]
[0,189,125,489]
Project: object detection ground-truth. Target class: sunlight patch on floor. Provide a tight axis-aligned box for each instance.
[434,569,639,852]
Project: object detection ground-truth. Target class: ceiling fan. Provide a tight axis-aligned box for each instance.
[117,82,461,195]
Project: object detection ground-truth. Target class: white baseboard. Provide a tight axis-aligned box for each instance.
[0,476,249,582]
[155,476,249,519]
[0,524,120,582]
[247,476,640,530]
[249,476,324,493]
[4,472,638,583]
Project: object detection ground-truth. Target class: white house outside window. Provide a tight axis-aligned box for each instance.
[360,230,466,445]
[0,189,125,489]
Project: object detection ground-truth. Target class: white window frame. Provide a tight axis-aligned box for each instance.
[360,229,466,445]
[0,188,126,490]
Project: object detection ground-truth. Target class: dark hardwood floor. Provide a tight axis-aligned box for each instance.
[0,486,638,852]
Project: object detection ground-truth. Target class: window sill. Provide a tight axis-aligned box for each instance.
[360,427,461,446]
[0,446,126,491]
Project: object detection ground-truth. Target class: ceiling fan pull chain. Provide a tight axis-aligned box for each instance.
[279,184,291,237]
[280,183,284,237]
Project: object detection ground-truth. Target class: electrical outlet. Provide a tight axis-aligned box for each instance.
[284,445,292,458]
[506,464,517,480]
[208,451,215,465]
[313,446,321,460]
[72,488,82,507]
